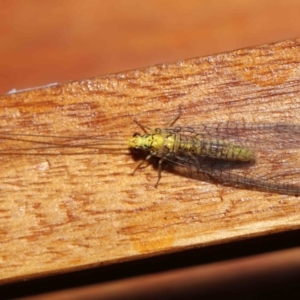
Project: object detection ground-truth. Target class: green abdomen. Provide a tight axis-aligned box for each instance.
[178,137,255,162]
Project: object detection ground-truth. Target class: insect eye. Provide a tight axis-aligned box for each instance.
[133,133,140,137]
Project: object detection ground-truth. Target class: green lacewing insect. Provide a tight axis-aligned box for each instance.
[1,111,300,195]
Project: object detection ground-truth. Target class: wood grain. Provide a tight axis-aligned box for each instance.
[1,38,300,283]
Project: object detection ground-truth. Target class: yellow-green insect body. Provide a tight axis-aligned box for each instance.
[2,110,300,195]
[128,129,255,162]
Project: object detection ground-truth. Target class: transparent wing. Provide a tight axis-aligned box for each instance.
[159,147,300,196]
[163,123,300,150]
[152,122,300,195]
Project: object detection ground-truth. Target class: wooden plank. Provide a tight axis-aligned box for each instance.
[1,38,300,283]
[21,247,300,300]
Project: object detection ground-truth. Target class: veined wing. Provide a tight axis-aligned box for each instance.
[160,145,300,196]
[162,122,300,150]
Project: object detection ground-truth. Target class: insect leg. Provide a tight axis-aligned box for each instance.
[166,106,182,126]
[132,154,153,175]
[133,119,152,133]
[154,157,165,188]
[134,106,182,133]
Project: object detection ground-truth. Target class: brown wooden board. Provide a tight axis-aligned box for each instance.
[1,38,300,283]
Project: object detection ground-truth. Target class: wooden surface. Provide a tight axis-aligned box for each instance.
[1,38,300,283]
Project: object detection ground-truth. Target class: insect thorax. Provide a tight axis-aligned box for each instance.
[128,132,174,152]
